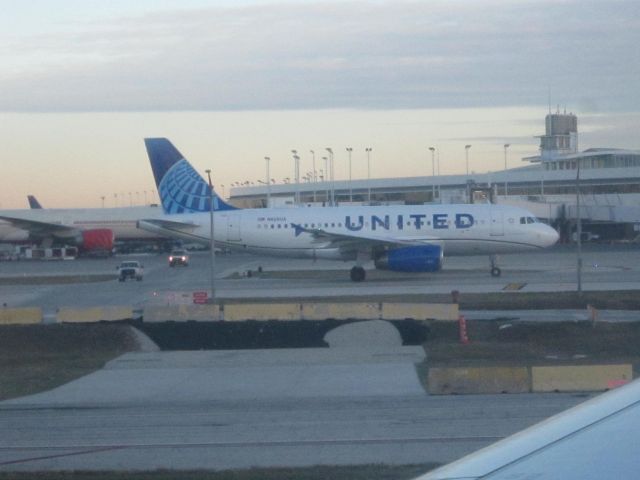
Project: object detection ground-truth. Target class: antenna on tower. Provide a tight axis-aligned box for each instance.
[548,86,552,114]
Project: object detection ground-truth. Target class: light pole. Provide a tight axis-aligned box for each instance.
[325,148,334,206]
[504,143,510,196]
[576,159,583,296]
[346,147,353,203]
[365,147,372,204]
[101,196,105,208]
[291,150,299,205]
[264,156,271,207]
[465,144,472,175]
[429,147,436,202]
[205,169,216,305]
[322,156,329,205]
[310,150,316,203]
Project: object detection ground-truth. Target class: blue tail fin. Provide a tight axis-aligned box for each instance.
[144,138,237,214]
[28,195,43,209]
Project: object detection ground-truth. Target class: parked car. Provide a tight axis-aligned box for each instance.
[117,260,144,281]
[169,249,190,267]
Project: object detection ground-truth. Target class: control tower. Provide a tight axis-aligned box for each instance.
[536,109,578,160]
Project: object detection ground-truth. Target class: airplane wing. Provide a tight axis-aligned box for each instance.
[137,219,204,243]
[0,215,77,237]
[415,379,640,479]
[291,223,441,253]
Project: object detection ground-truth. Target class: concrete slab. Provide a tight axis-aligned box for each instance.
[4,346,427,407]
[324,320,402,348]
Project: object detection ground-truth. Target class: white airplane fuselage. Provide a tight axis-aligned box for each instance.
[146,203,559,261]
[0,206,166,243]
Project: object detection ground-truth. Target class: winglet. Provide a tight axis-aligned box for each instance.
[144,138,238,214]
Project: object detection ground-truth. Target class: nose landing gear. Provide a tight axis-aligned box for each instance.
[490,255,501,277]
[350,266,366,282]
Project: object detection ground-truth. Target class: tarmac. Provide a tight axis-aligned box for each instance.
[0,245,637,472]
[0,340,587,472]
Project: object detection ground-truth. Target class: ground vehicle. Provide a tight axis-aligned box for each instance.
[168,249,189,267]
[117,260,144,281]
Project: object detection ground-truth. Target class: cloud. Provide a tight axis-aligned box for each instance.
[1,0,638,112]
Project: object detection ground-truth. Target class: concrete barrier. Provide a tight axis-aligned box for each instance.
[142,302,458,322]
[382,303,458,321]
[532,364,633,392]
[428,366,530,395]
[143,305,221,322]
[302,302,380,320]
[57,306,134,323]
[224,303,301,321]
[0,307,42,325]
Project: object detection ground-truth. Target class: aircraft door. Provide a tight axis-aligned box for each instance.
[490,208,504,236]
[226,214,241,242]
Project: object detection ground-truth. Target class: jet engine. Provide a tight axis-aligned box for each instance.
[374,245,443,272]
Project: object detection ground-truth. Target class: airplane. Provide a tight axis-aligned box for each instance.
[415,378,640,479]
[139,138,559,281]
[0,205,170,254]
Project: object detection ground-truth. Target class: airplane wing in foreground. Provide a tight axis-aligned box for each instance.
[415,379,640,480]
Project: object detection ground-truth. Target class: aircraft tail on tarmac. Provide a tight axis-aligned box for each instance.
[144,138,237,214]
[27,195,43,209]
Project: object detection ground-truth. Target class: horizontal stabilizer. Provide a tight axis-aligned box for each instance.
[137,219,207,244]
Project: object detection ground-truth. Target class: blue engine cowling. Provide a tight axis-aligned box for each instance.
[374,245,443,272]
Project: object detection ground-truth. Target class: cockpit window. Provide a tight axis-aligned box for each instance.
[521,216,538,224]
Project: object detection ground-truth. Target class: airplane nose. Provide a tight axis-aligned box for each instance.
[543,225,560,246]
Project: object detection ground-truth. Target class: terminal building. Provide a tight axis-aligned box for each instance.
[228,111,640,243]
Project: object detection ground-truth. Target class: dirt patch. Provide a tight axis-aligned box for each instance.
[425,320,640,369]
[211,290,640,310]
[0,324,138,400]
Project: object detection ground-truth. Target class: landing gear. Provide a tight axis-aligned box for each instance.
[489,255,501,277]
[350,266,366,282]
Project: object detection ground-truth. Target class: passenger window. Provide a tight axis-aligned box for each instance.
[331,223,335,227]
[270,224,275,229]
[277,224,281,228]
[520,217,526,224]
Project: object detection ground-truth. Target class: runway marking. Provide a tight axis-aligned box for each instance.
[0,435,503,466]
[0,446,124,467]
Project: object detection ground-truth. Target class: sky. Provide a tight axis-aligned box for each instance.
[1,0,639,208]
